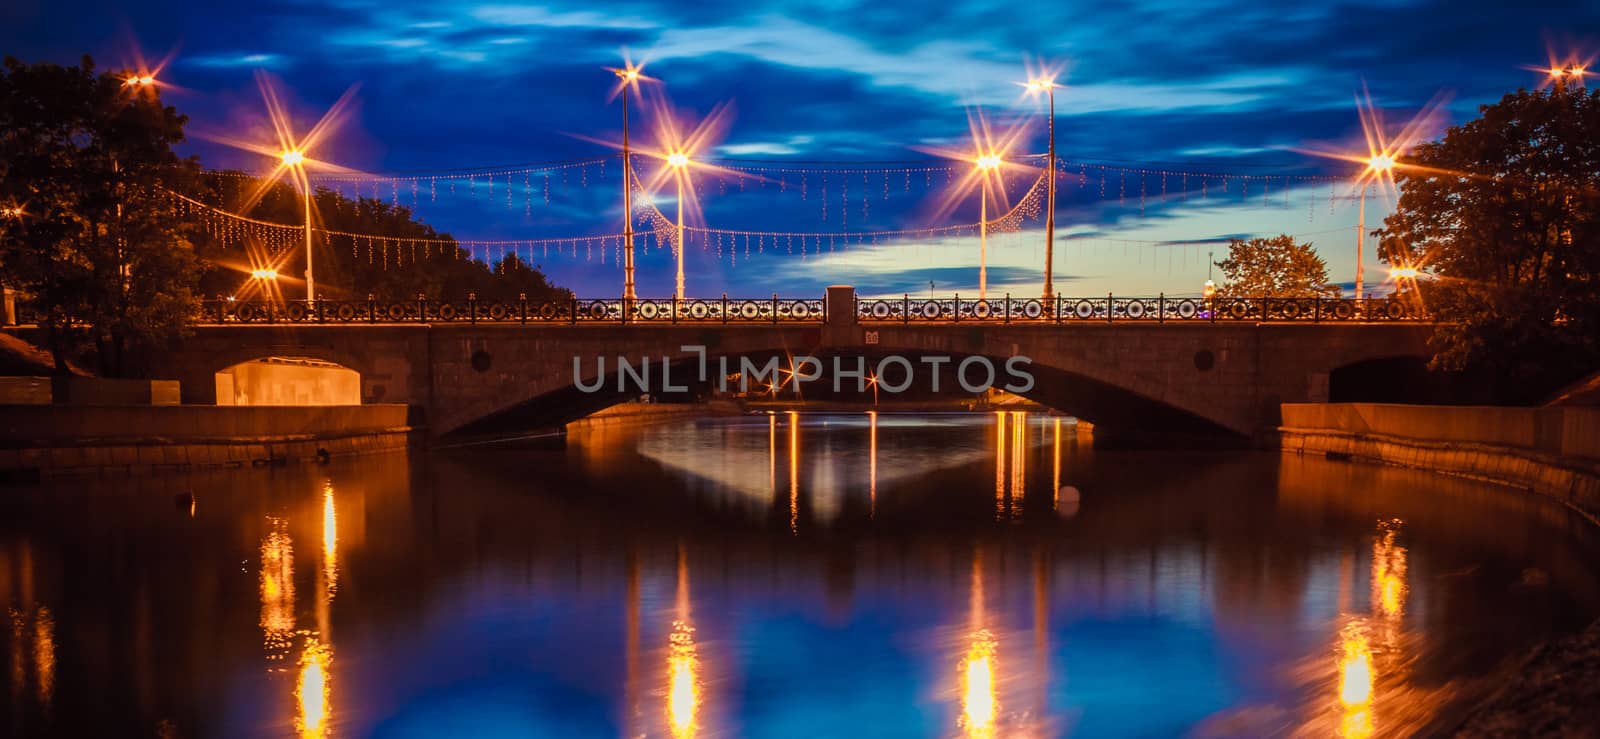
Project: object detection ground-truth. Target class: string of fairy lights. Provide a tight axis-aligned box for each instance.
[177,150,1369,273]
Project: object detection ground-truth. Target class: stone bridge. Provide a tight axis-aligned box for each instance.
[156,287,1434,445]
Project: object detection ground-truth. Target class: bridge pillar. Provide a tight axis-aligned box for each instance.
[823,285,860,346]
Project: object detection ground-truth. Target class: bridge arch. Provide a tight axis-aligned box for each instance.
[214,356,363,406]
[445,345,1241,443]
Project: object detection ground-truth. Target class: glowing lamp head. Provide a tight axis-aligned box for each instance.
[1027,78,1056,92]
[125,75,155,87]
[280,150,305,166]
[1390,266,1420,280]
[667,152,690,168]
[1,206,21,219]
[1367,155,1395,173]
[251,268,278,280]
[1551,67,1568,77]
[975,154,1002,171]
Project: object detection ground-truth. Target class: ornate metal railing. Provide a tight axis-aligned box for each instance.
[856,295,1427,322]
[195,295,828,325]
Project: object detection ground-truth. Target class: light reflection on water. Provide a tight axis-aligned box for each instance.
[0,413,1598,737]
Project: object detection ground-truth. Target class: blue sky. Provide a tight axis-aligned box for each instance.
[3,0,1595,298]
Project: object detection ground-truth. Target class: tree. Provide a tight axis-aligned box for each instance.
[189,174,570,304]
[1377,85,1600,401]
[1212,234,1340,299]
[0,56,199,375]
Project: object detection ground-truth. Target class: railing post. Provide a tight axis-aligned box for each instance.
[314,298,324,323]
[468,291,478,324]
[1159,293,1166,324]
[954,293,961,323]
[1055,293,1063,324]
[772,293,779,325]
[570,296,578,325]
[368,294,377,323]
[519,293,528,325]
[1261,297,1268,322]
[1106,292,1113,324]
[416,294,426,324]
[1314,297,1321,323]
[672,296,679,324]
[903,293,910,325]
[721,293,729,325]
[1004,293,1011,324]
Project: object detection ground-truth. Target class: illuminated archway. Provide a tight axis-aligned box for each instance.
[216,356,361,406]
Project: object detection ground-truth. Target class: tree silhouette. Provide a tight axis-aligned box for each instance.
[1212,234,1340,299]
[1379,85,1600,400]
[0,56,200,375]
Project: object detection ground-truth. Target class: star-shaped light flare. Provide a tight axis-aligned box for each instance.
[918,108,1033,225]
[198,71,363,213]
[1525,44,1594,88]
[1297,84,1451,203]
[604,50,658,103]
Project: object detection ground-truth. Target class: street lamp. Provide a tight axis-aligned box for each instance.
[1355,154,1395,300]
[280,148,316,303]
[1026,77,1058,304]
[609,60,649,304]
[251,268,279,280]
[974,153,1002,301]
[667,151,691,301]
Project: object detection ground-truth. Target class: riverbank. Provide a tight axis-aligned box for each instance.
[1451,620,1600,736]
[0,404,419,479]
[1278,403,1600,522]
[1277,402,1600,736]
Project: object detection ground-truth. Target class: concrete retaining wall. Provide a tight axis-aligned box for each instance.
[1279,403,1600,519]
[0,404,418,477]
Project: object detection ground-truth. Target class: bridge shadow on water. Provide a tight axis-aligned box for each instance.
[446,346,1240,448]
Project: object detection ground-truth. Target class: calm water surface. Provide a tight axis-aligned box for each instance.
[2,413,1599,738]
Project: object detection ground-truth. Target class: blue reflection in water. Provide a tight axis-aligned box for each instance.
[2,413,1598,738]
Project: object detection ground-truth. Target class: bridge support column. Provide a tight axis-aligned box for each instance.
[823,285,860,346]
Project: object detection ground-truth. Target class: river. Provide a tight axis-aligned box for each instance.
[2,412,1597,737]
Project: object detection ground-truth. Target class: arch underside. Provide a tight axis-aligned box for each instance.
[446,348,1241,444]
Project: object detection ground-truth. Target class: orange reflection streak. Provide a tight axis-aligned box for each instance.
[296,637,331,738]
[32,607,53,710]
[992,409,1004,518]
[1338,622,1375,739]
[259,517,296,658]
[868,411,878,520]
[1010,412,1026,518]
[1051,418,1061,511]
[962,553,998,738]
[668,545,699,739]
[322,482,339,601]
[788,412,800,535]
[1372,520,1407,620]
[768,413,777,508]
[7,610,19,712]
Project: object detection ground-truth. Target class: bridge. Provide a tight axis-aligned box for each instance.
[151,287,1433,445]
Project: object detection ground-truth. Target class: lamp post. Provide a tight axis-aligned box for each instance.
[1027,78,1057,304]
[613,65,642,304]
[667,152,690,301]
[974,154,1002,301]
[1355,154,1394,301]
[280,149,315,303]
